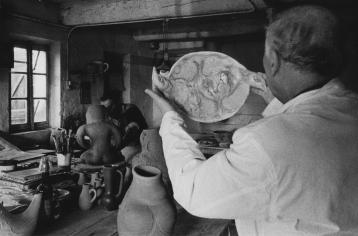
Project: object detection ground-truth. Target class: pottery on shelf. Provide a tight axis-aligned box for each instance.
[131,129,171,193]
[78,183,97,211]
[117,165,176,236]
[0,192,43,236]
[76,105,123,165]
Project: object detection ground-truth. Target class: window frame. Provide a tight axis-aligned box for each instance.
[9,42,49,133]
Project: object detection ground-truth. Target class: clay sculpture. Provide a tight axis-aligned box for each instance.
[152,51,267,123]
[76,105,123,165]
[0,192,43,236]
[117,165,176,236]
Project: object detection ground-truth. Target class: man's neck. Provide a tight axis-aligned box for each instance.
[280,70,329,103]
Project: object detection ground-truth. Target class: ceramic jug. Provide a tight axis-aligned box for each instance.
[117,165,176,236]
[101,164,125,211]
[0,192,43,236]
[94,177,104,199]
[131,128,172,193]
[77,172,87,186]
[78,183,97,211]
[90,172,100,186]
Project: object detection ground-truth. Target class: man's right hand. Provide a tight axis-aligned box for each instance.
[146,67,176,115]
[250,72,275,104]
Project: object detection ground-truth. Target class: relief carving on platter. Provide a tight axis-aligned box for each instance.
[153,51,266,123]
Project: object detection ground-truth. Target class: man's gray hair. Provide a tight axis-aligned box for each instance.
[266,5,344,78]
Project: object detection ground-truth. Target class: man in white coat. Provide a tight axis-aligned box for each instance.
[146,5,358,236]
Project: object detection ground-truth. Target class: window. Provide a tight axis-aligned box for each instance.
[10,45,48,132]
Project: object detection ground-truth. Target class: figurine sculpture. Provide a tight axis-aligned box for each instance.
[117,165,176,236]
[76,105,123,165]
[0,191,43,236]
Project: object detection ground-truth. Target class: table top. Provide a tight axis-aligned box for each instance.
[35,204,233,236]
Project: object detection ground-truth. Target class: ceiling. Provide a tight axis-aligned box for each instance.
[3,0,357,26]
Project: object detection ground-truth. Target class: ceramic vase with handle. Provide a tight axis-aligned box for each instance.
[78,183,97,211]
[77,172,87,186]
[101,164,125,211]
[117,165,176,236]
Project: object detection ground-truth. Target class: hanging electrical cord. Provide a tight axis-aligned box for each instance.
[157,18,171,73]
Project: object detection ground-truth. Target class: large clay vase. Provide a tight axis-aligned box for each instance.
[117,165,176,236]
[78,183,97,211]
[131,129,171,193]
[0,192,43,236]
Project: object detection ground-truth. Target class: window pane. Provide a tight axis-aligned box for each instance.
[11,100,27,124]
[11,74,27,98]
[34,99,47,122]
[33,74,47,97]
[32,50,47,74]
[11,62,27,73]
[14,47,27,62]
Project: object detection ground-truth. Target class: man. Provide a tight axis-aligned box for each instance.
[100,92,148,147]
[145,5,358,236]
[100,91,123,127]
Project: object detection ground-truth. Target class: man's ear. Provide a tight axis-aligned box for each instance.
[268,48,280,77]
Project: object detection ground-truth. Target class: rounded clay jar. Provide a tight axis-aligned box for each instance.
[117,165,176,236]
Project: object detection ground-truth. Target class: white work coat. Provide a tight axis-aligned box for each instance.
[159,79,358,236]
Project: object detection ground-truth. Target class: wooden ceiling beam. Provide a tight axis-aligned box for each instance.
[60,0,267,25]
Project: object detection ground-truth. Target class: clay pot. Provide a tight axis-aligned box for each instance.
[101,164,126,211]
[77,172,87,186]
[78,183,97,211]
[90,172,100,186]
[131,129,171,193]
[117,165,176,236]
[0,192,43,236]
[94,178,104,200]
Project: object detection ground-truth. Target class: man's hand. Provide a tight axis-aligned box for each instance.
[250,72,275,104]
[145,89,175,115]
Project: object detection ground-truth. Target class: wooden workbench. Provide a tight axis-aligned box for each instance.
[35,204,234,236]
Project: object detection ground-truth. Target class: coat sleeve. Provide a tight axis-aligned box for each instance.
[159,111,277,220]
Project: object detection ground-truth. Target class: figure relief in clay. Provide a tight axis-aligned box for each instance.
[76,105,123,165]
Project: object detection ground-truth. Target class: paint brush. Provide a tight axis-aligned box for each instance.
[52,135,59,153]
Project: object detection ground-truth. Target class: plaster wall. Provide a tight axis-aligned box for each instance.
[0,16,67,134]
[65,28,154,127]
[0,69,10,132]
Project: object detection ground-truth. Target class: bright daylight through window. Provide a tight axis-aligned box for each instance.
[10,46,48,132]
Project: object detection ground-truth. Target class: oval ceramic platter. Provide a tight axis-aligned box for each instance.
[153,51,266,123]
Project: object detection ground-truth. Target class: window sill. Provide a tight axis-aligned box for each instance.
[11,128,51,136]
